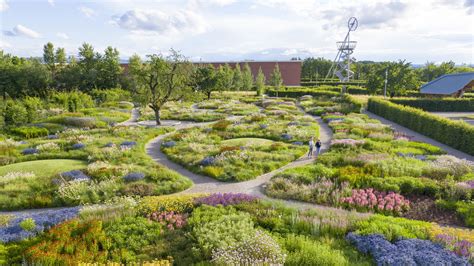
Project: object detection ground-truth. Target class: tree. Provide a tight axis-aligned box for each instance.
[232,63,243,91]
[194,64,218,100]
[241,63,253,91]
[255,67,266,96]
[43,42,56,78]
[301,57,332,80]
[216,64,233,91]
[270,63,283,89]
[78,43,100,91]
[366,60,420,97]
[132,50,194,125]
[98,46,122,88]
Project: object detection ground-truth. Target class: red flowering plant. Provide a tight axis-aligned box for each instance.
[148,211,188,231]
[340,188,410,216]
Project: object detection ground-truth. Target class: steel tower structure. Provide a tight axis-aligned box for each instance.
[326,17,358,82]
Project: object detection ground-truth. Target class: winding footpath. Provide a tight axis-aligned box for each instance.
[143,103,359,215]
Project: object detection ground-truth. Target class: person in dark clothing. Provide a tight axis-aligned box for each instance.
[315,139,322,156]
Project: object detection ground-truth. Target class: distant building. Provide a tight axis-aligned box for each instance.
[420,72,474,97]
[120,60,302,87]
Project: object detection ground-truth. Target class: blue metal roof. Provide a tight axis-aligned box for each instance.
[420,72,474,95]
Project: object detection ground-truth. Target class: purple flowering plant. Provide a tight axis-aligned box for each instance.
[195,193,258,207]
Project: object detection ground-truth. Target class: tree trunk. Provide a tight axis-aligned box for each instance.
[154,108,161,125]
[207,91,212,100]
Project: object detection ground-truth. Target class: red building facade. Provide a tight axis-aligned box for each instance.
[197,61,301,86]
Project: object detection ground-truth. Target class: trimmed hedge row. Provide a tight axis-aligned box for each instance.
[390,98,474,112]
[266,89,340,98]
[368,98,474,155]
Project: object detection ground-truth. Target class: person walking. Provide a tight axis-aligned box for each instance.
[315,139,322,157]
[308,137,314,158]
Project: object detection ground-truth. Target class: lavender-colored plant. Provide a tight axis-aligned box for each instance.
[0,207,79,243]
[195,193,258,207]
[346,233,470,265]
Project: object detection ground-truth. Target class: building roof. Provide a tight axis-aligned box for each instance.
[420,72,474,95]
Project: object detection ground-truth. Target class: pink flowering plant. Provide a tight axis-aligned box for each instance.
[340,188,410,215]
[330,138,365,148]
[148,211,188,230]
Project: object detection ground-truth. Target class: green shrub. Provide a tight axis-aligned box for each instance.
[105,216,163,263]
[19,218,36,231]
[3,100,28,126]
[91,88,131,104]
[391,98,474,112]
[367,176,439,197]
[355,214,432,241]
[282,234,349,266]
[188,205,255,257]
[10,126,49,139]
[367,98,474,155]
[22,97,43,123]
[50,91,94,112]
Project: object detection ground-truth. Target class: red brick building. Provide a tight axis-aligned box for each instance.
[196,61,301,86]
[121,61,302,86]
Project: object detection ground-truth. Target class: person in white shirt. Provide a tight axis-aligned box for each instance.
[308,137,314,158]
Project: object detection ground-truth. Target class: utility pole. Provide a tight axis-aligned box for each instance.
[383,68,388,98]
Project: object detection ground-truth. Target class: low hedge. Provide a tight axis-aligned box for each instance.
[9,126,49,139]
[367,98,474,155]
[390,98,474,112]
[266,89,339,98]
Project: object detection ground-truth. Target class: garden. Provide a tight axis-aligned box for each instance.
[1,193,472,265]
[266,96,474,229]
[161,98,319,181]
[1,90,473,265]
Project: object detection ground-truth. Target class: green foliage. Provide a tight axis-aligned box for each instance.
[22,97,43,123]
[368,98,474,155]
[354,214,432,241]
[9,126,49,139]
[282,234,349,266]
[366,60,420,96]
[188,205,255,257]
[19,218,36,231]
[270,63,283,89]
[105,216,162,263]
[391,98,474,112]
[255,67,266,96]
[50,91,94,112]
[3,100,28,126]
[91,88,131,104]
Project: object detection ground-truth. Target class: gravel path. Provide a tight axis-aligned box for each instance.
[364,110,474,161]
[144,106,360,216]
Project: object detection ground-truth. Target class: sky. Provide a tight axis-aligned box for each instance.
[0,0,473,64]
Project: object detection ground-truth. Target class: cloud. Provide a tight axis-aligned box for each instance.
[194,0,236,6]
[0,40,11,48]
[3,25,41,38]
[322,0,408,30]
[48,0,54,7]
[112,8,207,35]
[465,0,473,13]
[0,0,8,12]
[56,32,69,39]
[78,6,96,18]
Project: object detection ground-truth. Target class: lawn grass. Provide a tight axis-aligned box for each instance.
[0,159,87,177]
